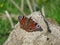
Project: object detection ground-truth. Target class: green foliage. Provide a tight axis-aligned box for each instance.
[0,18,11,34]
[45,0,60,25]
[0,0,20,14]
[36,0,48,5]
[0,0,7,13]
[0,36,8,45]
[0,17,12,45]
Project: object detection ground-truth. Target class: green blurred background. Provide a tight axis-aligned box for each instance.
[0,0,60,45]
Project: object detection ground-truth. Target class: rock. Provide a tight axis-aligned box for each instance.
[3,11,60,45]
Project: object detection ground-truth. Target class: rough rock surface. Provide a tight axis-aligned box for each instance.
[3,11,60,45]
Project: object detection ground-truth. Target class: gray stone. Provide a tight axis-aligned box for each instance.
[3,11,60,45]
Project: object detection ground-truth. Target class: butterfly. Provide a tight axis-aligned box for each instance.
[18,16,43,32]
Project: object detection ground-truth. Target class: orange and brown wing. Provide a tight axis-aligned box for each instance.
[18,16,43,32]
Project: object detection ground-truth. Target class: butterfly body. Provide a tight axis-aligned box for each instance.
[18,16,43,32]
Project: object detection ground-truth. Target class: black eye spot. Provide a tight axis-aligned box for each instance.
[36,24,40,28]
[29,27,32,30]
[47,38,49,41]
[35,23,37,26]
[37,25,39,27]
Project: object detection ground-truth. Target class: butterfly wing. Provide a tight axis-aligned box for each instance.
[18,16,43,32]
